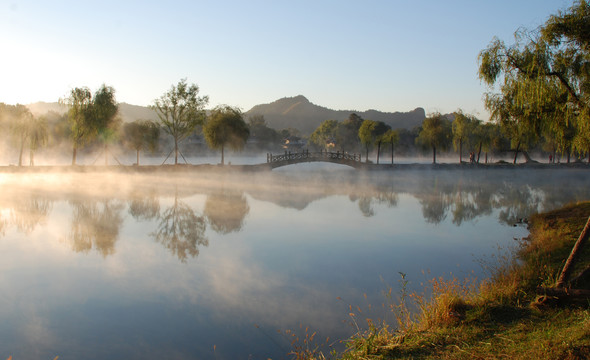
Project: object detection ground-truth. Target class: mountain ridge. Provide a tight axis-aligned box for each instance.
[245,95,425,134]
[24,95,425,135]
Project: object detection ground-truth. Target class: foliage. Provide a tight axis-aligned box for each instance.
[122,120,160,165]
[60,84,119,165]
[451,110,478,163]
[415,113,452,164]
[203,105,250,165]
[309,119,339,150]
[358,119,390,162]
[152,78,208,164]
[247,114,282,149]
[478,0,590,163]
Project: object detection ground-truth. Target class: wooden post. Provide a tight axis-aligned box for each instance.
[556,216,590,288]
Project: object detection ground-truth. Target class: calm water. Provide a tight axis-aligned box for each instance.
[0,166,588,359]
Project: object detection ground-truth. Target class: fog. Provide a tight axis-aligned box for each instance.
[0,166,588,359]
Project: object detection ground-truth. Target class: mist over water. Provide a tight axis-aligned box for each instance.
[0,166,587,359]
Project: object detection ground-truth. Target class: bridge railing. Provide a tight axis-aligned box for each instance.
[267,150,361,164]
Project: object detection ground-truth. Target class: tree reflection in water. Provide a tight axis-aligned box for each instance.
[10,194,53,233]
[152,189,208,262]
[204,189,250,234]
[128,189,160,221]
[68,199,125,257]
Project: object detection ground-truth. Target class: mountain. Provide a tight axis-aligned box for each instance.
[26,96,425,134]
[245,95,425,134]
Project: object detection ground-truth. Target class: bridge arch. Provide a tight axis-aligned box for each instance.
[267,150,363,169]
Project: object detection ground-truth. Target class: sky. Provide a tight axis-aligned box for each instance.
[0,0,574,120]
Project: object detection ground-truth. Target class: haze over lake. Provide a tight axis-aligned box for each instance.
[0,166,587,359]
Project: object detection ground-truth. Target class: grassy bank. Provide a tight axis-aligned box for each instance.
[305,202,590,360]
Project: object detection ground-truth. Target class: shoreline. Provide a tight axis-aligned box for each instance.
[0,161,587,173]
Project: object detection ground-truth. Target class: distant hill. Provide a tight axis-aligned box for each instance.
[26,96,425,134]
[245,95,425,135]
[26,102,159,123]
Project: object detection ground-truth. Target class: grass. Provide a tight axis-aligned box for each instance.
[293,201,590,360]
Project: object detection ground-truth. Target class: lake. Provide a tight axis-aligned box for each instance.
[0,165,587,359]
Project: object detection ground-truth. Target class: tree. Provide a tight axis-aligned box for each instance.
[61,85,119,165]
[92,85,120,165]
[203,105,250,165]
[61,87,93,165]
[336,113,364,152]
[309,119,339,150]
[452,110,477,163]
[7,104,33,166]
[478,1,590,164]
[152,79,208,164]
[358,119,390,163]
[380,129,400,164]
[28,115,48,166]
[122,120,160,165]
[247,114,281,149]
[415,113,452,164]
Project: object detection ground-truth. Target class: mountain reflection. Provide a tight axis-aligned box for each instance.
[67,199,125,257]
[204,189,250,234]
[152,188,208,262]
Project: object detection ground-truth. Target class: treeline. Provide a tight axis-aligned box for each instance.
[1,1,589,167]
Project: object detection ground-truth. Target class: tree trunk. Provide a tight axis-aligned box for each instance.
[477,142,482,163]
[174,139,179,165]
[567,151,571,163]
[376,141,381,164]
[18,138,25,166]
[432,145,437,164]
[72,147,77,165]
[365,145,369,162]
[136,149,140,166]
[391,143,394,165]
[513,141,520,164]
[221,145,225,165]
[556,216,590,288]
[459,139,463,163]
[29,149,34,166]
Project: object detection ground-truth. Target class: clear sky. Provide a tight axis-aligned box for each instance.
[0,0,573,119]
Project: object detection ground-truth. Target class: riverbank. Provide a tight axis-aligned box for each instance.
[0,161,587,173]
[325,201,590,359]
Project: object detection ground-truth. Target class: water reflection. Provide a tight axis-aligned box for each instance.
[11,193,53,233]
[68,199,124,257]
[128,189,160,221]
[152,188,208,262]
[204,189,249,234]
[0,168,588,359]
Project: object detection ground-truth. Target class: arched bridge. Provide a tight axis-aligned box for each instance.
[267,150,363,169]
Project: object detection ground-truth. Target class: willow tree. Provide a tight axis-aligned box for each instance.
[478,1,590,162]
[152,79,208,164]
[358,119,389,163]
[28,115,48,166]
[380,129,400,164]
[93,85,120,165]
[416,113,452,164]
[7,104,33,166]
[452,110,477,163]
[122,120,160,165]
[61,85,119,165]
[203,105,250,165]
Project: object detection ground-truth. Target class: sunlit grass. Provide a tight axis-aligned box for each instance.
[289,201,590,360]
